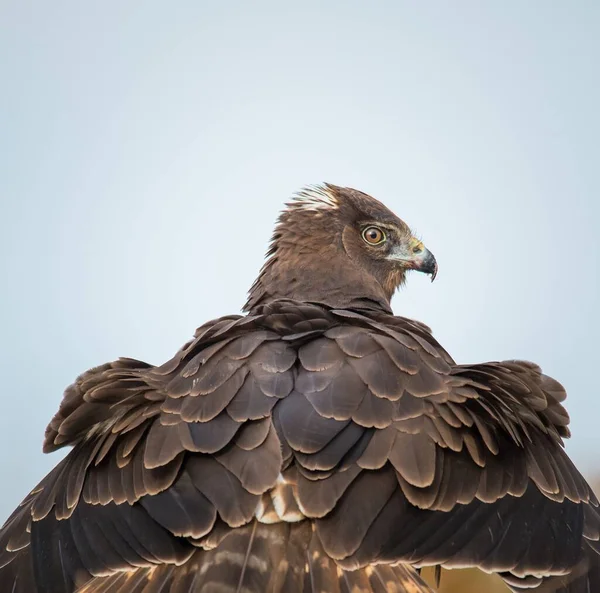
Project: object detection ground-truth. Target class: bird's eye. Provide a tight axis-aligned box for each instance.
[362,226,386,245]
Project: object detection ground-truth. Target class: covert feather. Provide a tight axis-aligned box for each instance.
[1,184,597,593]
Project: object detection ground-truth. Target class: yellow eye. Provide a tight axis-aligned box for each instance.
[362,226,386,245]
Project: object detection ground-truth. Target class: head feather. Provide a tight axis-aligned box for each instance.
[286,184,339,213]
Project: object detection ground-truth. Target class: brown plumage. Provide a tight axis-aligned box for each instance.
[1,183,598,593]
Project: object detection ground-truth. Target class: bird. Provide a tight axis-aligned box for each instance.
[0,183,599,593]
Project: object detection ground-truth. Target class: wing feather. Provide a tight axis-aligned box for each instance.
[1,301,597,593]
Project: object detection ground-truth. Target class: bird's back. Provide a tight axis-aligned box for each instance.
[1,299,598,592]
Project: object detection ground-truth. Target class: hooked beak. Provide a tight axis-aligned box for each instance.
[388,237,438,282]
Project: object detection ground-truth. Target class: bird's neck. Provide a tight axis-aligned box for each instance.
[243,244,393,313]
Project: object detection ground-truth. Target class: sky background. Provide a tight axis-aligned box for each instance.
[0,1,598,521]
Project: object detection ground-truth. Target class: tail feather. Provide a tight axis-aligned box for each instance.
[75,521,434,593]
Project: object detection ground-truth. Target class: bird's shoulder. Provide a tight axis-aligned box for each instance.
[55,302,446,423]
[42,299,570,463]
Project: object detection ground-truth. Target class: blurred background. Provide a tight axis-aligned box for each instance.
[1,2,598,590]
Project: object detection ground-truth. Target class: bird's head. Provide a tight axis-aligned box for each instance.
[244,183,437,312]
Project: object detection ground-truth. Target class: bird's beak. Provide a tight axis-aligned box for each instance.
[387,237,438,282]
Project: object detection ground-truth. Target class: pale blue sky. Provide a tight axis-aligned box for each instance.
[0,1,598,519]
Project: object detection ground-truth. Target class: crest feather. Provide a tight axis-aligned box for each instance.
[287,184,339,212]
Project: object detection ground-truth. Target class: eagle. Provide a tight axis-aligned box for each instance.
[1,184,598,593]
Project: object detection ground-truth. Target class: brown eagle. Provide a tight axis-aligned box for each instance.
[1,184,598,593]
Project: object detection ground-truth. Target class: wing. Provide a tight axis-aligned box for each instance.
[0,300,597,592]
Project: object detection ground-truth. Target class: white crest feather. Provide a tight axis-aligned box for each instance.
[289,185,339,212]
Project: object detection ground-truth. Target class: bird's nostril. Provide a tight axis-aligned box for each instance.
[412,246,422,254]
